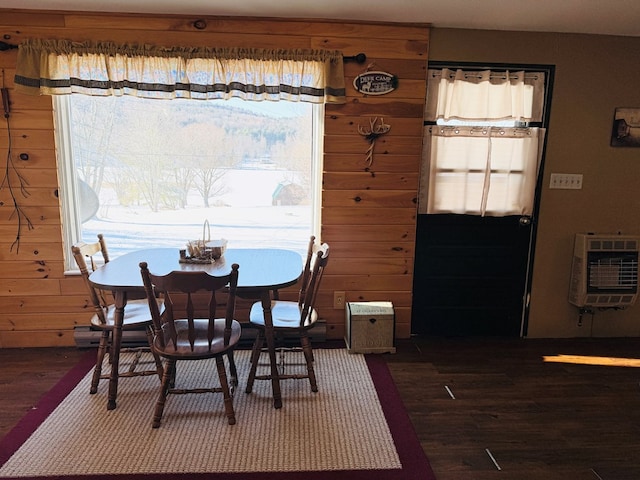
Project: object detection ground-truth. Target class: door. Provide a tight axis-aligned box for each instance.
[412,213,533,336]
[411,63,553,337]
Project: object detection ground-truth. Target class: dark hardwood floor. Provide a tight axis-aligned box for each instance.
[386,336,640,480]
[2,337,640,479]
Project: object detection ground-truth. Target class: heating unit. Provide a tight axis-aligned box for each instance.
[568,233,639,308]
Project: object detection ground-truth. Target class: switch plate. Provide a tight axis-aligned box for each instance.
[333,291,346,309]
[549,173,583,189]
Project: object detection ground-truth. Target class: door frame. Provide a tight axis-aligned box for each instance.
[422,61,555,337]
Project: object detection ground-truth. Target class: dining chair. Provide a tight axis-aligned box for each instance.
[71,234,164,395]
[245,241,329,398]
[139,261,242,427]
[270,235,316,301]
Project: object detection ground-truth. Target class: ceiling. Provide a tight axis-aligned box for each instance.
[3,0,640,38]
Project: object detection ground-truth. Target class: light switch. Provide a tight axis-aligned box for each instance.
[549,173,583,189]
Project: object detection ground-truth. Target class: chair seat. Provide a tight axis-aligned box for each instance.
[249,300,317,329]
[89,298,163,331]
[155,318,242,359]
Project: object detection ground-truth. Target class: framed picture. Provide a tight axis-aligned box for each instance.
[611,107,640,147]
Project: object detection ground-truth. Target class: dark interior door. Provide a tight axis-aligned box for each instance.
[411,213,533,337]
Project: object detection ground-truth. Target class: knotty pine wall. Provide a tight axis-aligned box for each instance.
[0,10,429,347]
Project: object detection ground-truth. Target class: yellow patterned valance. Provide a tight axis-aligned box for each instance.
[14,39,346,104]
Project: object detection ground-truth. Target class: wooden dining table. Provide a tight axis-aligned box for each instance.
[88,247,303,410]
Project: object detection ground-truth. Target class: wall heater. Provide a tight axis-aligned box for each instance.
[569,233,639,308]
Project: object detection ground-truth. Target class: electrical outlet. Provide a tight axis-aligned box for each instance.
[333,291,346,309]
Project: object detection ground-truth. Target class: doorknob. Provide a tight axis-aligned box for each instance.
[519,216,532,226]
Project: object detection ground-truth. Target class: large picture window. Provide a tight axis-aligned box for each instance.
[55,94,323,270]
[13,38,344,270]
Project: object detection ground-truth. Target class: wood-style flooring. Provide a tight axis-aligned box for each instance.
[2,337,640,479]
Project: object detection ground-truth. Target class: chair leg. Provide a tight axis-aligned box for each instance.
[245,329,264,394]
[152,358,174,428]
[90,329,110,394]
[145,326,164,381]
[226,350,238,388]
[216,356,236,425]
[300,333,318,393]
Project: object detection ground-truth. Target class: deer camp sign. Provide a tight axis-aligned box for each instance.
[353,70,398,95]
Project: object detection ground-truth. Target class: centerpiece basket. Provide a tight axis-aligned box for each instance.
[179,220,227,264]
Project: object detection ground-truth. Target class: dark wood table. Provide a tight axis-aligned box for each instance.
[89,247,303,410]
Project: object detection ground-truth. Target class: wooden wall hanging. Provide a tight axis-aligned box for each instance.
[358,117,391,167]
[1,71,33,253]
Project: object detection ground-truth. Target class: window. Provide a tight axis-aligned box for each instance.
[55,95,323,270]
[420,67,549,217]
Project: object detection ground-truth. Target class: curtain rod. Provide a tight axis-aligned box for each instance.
[429,70,541,80]
[1,41,366,64]
[0,42,18,51]
[343,53,366,63]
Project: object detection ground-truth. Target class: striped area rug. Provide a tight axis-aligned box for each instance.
[0,348,434,480]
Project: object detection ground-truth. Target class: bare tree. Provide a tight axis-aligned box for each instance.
[110,99,177,212]
[70,95,119,196]
[180,123,234,207]
[172,165,193,209]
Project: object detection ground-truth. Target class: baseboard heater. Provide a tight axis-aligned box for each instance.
[74,327,148,348]
[74,322,327,349]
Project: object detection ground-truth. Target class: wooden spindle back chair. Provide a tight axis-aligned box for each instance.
[139,262,241,427]
[245,242,329,400]
[71,234,163,395]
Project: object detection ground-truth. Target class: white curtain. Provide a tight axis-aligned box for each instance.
[14,39,346,104]
[425,68,546,122]
[419,68,547,216]
[421,126,545,216]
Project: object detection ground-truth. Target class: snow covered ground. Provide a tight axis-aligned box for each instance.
[82,170,312,258]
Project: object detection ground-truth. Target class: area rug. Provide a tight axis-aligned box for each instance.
[0,348,434,480]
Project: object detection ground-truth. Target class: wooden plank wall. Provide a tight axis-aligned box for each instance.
[0,9,429,347]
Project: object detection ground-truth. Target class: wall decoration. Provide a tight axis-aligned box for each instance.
[358,117,391,167]
[611,107,640,147]
[1,71,33,253]
[353,70,398,95]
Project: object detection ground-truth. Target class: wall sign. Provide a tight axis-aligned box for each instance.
[353,71,398,95]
